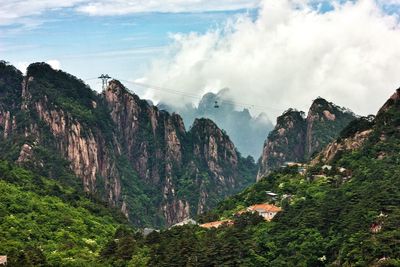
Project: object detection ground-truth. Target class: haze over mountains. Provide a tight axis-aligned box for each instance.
[158,88,274,159]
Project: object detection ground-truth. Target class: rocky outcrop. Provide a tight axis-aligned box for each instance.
[17,143,34,163]
[305,98,356,159]
[189,118,239,188]
[103,81,245,225]
[311,129,373,164]
[103,80,186,184]
[311,88,400,165]
[377,88,400,115]
[257,98,356,180]
[0,111,16,138]
[257,109,306,180]
[24,81,122,207]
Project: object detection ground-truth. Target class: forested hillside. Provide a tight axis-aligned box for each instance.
[100,89,400,266]
[0,161,128,266]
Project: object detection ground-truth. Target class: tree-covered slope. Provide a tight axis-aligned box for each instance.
[101,89,400,266]
[0,161,129,267]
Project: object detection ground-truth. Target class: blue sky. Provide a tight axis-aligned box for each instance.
[1,0,400,118]
[0,1,258,93]
[1,11,251,92]
[0,0,350,92]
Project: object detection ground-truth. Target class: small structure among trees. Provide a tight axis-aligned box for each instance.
[0,256,7,266]
[200,220,233,229]
[244,204,282,221]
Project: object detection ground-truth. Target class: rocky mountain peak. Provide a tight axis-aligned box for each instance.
[158,88,273,158]
[107,79,128,94]
[257,109,307,180]
[191,117,222,132]
[312,87,400,166]
[277,109,305,125]
[257,98,356,180]
[0,62,257,227]
[190,118,238,166]
[305,98,356,158]
[377,88,400,116]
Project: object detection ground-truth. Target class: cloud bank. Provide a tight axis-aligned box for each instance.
[141,0,400,119]
[0,0,86,26]
[76,0,260,15]
[0,0,260,26]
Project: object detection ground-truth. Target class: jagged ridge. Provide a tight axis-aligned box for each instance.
[257,98,356,180]
[0,61,256,227]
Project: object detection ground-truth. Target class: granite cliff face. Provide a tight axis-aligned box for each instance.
[257,98,356,180]
[312,88,400,165]
[0,61,255,226]
[305,98,356,159]
[311,129,373,165]
[257,109,307,179]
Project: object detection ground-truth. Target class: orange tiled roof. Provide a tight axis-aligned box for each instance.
[0,256,7,264]
[200,220,233,229]
[236,209,247,215]
[247,203,282,213]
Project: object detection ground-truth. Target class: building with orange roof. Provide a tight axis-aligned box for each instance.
[245,203,282,221]
[199,220,233,229]
[0,256,7,266]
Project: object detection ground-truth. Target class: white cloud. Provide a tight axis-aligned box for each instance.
[46,59,61,70]
[15,61,30,74]
[0,0,86,26]
[76,0,260,15]
[141,0,400,119]
[14,59,61,74]
[0,0,260,26]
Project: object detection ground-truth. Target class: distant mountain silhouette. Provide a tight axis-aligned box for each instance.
[158,88,273,159]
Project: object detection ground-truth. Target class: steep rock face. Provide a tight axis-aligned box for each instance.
[312,88,400,165]
[189,118,239,188]
[0,62,22,139]
[103,81,247,225]
[34,99,120,199]
[377,88,400,115]
[103,81,186,184]
[305,98,356,159]
[0,62,255,227]
[257,109,306,180]
[257,98,356,180]
[0,63,123,208]
[103,81,190,224]
[311,129,373,164]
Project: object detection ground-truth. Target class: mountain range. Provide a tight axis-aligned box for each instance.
[1,60,399,266]
[0,61,256,228]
